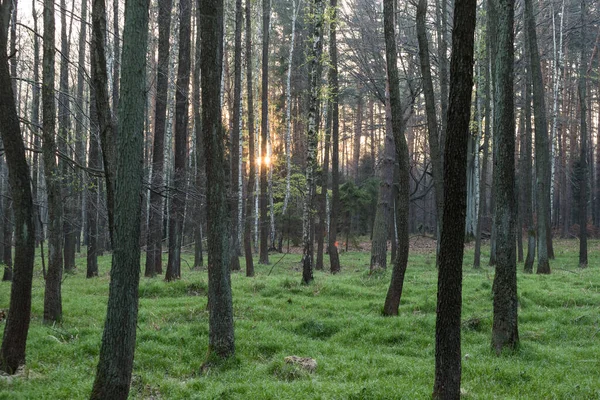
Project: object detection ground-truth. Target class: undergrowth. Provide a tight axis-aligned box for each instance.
[1,239,599,399]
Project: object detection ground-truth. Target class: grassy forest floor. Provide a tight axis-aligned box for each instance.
[1,238,600,399]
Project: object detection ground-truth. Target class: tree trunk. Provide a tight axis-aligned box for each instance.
[90,0,149,395]
[577,3,588,268]
[193,0,204,269]
[229,0,243,271]
[243,1,255,277]
[166,0,191,281]
[491,0,518,354]
[42,0,63,324]
[0,0,36,373]
[522,26,535,273]
[382,0,410,316]
[328,0,340,275]
[87,87,100,278]
[259,0,270,265]
[524,0,551,274]
[145,0,172,277]
[370,91,394,271]
[416,0,443,257]
[91,0,116,247]
[199,0,235,361]
[432,0,476,397]
[302,0,324,285]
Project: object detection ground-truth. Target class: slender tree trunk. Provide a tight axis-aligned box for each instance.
[370,91,394,271]
[87,89,100,278]
[229,0,243,271]
[112,0,120,118]
[200,0,235,360]
[90,0,149,395]
[578,2,588,268]
[382,0,410,316]
[522,26,535,272]
[193,0,204,269]
[524,0,551,274]
[328,0,340,275]
[146,0,172,277]
[91,0,117,246]
[59,0,76,273]
[316,103,330,271]
[243,1,255,277]
[302,0,324,285]
[166,0,191,281]
[491,0,518,354]
[432,0,476,397]
[42,0,63,324]
[259,0,270,264]
[0,0,36,373]
[416,0,443,258]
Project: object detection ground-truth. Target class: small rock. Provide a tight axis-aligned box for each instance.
[284,356,317,373]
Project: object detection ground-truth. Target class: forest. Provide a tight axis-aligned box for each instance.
[0,0,599,397]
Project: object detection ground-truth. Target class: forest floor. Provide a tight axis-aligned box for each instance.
[1,238,599,399]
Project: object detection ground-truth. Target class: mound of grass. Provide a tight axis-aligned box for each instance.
[1,239,599,399]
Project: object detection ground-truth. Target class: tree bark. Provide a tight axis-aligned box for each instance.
[524,0,551,274]
[328,0,340,275]
[259,0,270,264]
[229,0,243,272]
[193,0,204,269]
[432,0,476,397]
[0,0,36,373]
[166,0,191,281]
[302,0,324,285]
[382,0,410,316]
[243,1,255,277]
[42,0,63,324]
[200,0,235,360]
[145,0,172,277]
[577,2,588,268]
[90,0,149,395]
[491,0,518,354]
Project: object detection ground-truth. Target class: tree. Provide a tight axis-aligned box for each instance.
[382,0,410,316]
[432,0,476,397]
[577,0,587,268]
[42,0,64,324]
[229,0,243,272]
[416,0,443,255]
[146,0,173,277]
[90,0,150,395]
[491,0,518,354]
[0,0,36,373]
[243,0,255,277]
[522,23,535,273]
[200,0,235,360]
[166,0,192,281]
[259,0,271,264]
[524,0,551,274]
[327,0,341,275]
[302,0,324,285]
[193,0,204,270]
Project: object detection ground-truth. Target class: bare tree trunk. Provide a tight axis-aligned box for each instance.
[382,0,410,316]
[328,0,340,274]
[42,0,63,324]
[578,2,588,268]
[524,0,551,274]
[229,0,243,271]
[302,0,324,285]
[259,0,270,264]
[166,0,191,281]
[199,0,235,361]
[491,0,518,354]
[90,0,149,394]
[193,0,204,269]
[243,1,255,277]
[92,0,117,246]
[87,88,100,278]
[145,0,172,277]
[0,0,36,372]
[432,0,476,396]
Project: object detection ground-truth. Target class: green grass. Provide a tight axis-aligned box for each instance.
[1,239,600,399]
